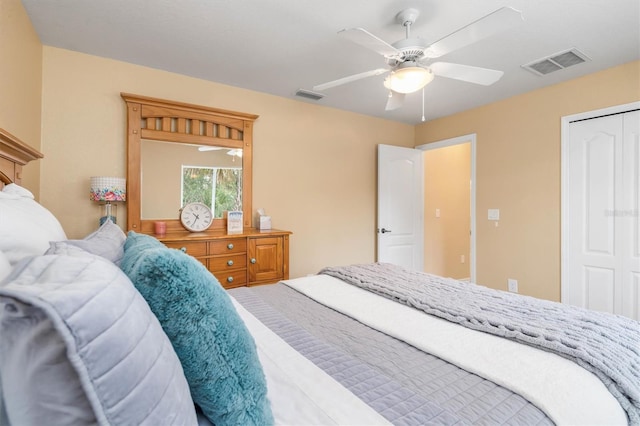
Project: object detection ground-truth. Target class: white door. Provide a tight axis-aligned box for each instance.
[564,109,640,320]
[621,111,640,320]
[377,144,424,271]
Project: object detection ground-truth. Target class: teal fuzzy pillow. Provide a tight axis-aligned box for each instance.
[120,232,273,426]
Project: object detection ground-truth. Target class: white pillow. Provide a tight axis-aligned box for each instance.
[0,184,67,265]
[1,183,35,198]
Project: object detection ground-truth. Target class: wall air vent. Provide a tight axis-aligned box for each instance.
[522,48,590,76]
[295,89,325,101]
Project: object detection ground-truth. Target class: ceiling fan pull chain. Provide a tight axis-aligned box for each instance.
[421,87,426,122]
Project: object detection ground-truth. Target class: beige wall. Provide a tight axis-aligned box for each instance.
[415,60,640,301]
[40,47,415,278]
[0,0,42,197]
[424,143,471,279]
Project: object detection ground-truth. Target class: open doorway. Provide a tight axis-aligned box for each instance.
[417,134,476,282]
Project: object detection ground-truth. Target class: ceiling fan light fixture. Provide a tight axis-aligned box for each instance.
[383,64,434,94]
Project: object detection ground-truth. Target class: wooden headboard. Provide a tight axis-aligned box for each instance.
[0,128,43,187]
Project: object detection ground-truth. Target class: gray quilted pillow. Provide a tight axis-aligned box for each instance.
[47,218,126,265]
[0,253,197,425]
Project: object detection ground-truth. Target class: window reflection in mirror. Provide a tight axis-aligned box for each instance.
[140,139,242,220]
[181,165,242,217]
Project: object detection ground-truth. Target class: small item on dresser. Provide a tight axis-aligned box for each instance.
[180,202,213,232]
[257,208,271,230]
[154,221,167,236]
[226,210,243,234]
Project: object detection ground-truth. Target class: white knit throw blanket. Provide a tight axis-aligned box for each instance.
[320,263,640,425]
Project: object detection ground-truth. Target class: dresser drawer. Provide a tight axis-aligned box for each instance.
[164,241,208,257]
[209,254,247,271]
[210,239,247,254]
[213,270,247,289]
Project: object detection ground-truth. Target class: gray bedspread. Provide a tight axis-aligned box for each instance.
[320,262,640,425]
[230,284,552,425]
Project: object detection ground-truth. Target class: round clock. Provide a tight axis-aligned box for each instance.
[180,202,213,232]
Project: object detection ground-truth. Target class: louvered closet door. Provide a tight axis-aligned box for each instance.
[565,110,640,320]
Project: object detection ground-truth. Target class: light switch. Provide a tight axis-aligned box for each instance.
[488,209,500,220]
[435,208,440,218]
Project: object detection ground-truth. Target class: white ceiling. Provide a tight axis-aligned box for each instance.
[21,0,640,125]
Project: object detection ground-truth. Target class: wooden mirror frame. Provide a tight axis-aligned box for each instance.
[122,93,258,233]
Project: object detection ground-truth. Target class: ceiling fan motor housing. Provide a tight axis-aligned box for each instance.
[388,38,428,67]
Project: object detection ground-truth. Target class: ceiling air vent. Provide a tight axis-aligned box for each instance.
[522,48,590,76]
[295,89,325,101]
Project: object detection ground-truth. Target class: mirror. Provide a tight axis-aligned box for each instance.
[122,93,258,234]
[141,140,243,219]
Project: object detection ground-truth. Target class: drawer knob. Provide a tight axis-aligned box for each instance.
[227,276,234,283]
[227,243,234,250]
[250,258,256,264]
[180,247,187,253]
[227,260,234,266]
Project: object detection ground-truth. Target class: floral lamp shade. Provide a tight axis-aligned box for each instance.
[90,177,126,225]
[90,176,126,202]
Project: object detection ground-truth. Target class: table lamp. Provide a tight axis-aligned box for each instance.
[90,176,126,225]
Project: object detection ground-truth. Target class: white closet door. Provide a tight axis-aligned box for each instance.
[565,110,640,320]
[621,110,640,320]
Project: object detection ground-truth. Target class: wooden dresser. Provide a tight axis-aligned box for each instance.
[157,228,291,289]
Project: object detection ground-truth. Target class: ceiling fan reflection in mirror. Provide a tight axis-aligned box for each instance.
[312,7,523,112]
[197,146,243,160]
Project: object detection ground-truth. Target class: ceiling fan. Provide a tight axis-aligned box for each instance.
[312,7,523,111]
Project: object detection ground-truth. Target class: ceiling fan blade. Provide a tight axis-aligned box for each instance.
[312,68,388,91]
[423,7,523,58]
[385,91,405,111]
[430,62,504,85]
[197,146,223,152]
[339,27,400,58]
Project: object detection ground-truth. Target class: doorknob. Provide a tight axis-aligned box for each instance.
[380,228,392,234]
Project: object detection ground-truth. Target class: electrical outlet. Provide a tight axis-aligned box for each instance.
[508,279,518,293]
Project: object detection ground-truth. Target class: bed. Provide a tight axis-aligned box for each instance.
[0,129,638,426]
